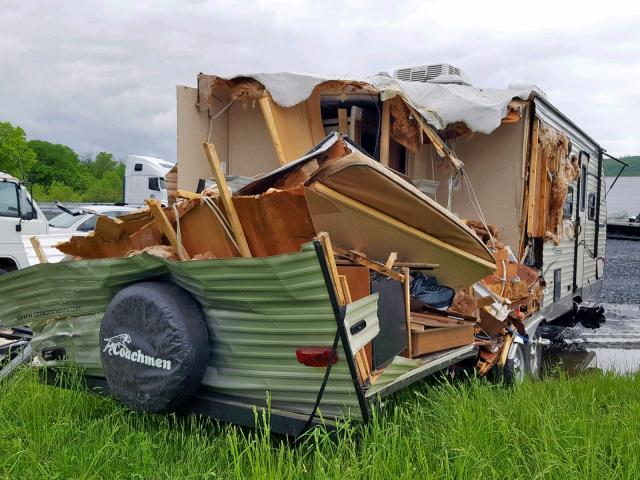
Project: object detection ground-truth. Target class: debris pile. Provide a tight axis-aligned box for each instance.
[48,131,550,384]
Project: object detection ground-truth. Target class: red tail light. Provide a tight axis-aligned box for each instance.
[295,347,338,367]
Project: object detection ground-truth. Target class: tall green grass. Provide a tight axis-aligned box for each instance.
[2,367,640,479]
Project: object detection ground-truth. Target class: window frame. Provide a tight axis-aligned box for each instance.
[587,192,597,221]
[563,185,574,219]
[0,181,21,218]
[579,151,589,212]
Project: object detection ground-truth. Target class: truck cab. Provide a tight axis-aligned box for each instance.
[0,173,48,273]
[124,155,174,207]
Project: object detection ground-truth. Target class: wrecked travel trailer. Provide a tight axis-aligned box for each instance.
[0,66,608,435]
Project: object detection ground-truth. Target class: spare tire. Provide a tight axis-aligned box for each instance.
[99,281,209,413]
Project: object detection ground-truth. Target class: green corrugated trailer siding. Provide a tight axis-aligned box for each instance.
[1,242,365,420]
[167,243,363,419]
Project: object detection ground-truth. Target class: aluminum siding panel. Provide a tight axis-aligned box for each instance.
[166,243,364,419]
[535,98,603,306]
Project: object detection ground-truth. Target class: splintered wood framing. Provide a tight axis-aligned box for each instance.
[233,187,316,257]
[146,199,190,260]
[334,246,405,282]
[29,236,48,263]
[380,100,391,166]
[203,142,252,257]
[318,232,371,385]
[338,108,348,135]
[259,96,287,166]
[407,104,464,170]
[258,93,325,165]
[526,118,541,237]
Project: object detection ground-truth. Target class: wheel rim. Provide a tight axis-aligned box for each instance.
[512,346,526,382]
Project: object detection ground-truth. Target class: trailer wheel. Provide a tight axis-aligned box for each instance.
[503,342,527,384]
[99,281,209,413]
[528,330,543,379]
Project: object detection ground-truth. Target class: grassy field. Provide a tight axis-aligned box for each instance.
[2,368,640,479]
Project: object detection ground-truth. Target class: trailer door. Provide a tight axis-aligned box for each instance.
[573,152,589,292]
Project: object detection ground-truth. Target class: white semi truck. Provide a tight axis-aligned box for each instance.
[0,172,48,273]
[123,155,174,206]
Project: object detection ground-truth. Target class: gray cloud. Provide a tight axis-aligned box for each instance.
[0,0,638,161]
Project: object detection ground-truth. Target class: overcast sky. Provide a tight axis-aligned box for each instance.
[1,0,639,161]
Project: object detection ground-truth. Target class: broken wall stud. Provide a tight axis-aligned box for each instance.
[29,236,48,264]
[338,108,348,135]
[258,96,287,166]
[202,142,252,257]
[145,199,190,261]
[384,251,398,270]
[380,100,390,166]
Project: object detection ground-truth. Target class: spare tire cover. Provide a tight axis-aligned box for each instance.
[99,281,209,412]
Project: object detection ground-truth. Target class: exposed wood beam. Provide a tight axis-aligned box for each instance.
[29,236,48,264]
[202,142,252,257]
[338,108,348,135]
[380,100,390,166]
[259,96,287,166]
[146,199,190,260]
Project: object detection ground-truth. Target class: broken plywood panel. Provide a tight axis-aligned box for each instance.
[234,187,317,257]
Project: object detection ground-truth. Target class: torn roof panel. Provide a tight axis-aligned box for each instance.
[204,72,533,135]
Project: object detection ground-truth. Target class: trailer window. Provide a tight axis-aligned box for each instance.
[587,193,596,221]
[0,182,19,218]
[563,186,574,219]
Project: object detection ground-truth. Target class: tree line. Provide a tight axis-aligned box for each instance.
[604,156,640,177]
[0,121,124,203]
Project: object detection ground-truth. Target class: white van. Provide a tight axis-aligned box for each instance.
[0,172,48,273]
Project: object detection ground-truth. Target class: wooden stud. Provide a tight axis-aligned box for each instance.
[29,236,48,264]
[333,246,405,282]
[380,100,390,166]
[145,199,190,260]
[317,232,346,304]
[175,189,202,200]
[338,108,348,135]
[526,118,541,237]
[318,232,371,385]
[259,96,287,166]
[384,251,398,270]
[305,87,326,144]
[314,183,497,270]
[403,267,412,359]
[408,105,464,170]
[202,142,252,257]
[394,261,439,269]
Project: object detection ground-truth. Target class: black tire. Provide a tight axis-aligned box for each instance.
[99,281,209,413]
[0,268,8,276]
[528,330,543,379]
[503,342,527,384]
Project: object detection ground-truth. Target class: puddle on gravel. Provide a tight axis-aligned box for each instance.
[543,303,640,375]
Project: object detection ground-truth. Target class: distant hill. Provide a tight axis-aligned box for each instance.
[605,155,640,177]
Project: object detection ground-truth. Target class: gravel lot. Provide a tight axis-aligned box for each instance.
[598,239,640,304]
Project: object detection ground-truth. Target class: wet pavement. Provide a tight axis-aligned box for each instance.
[543,239,640,374]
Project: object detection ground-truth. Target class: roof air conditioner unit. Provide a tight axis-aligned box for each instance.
[393,63,472,86]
